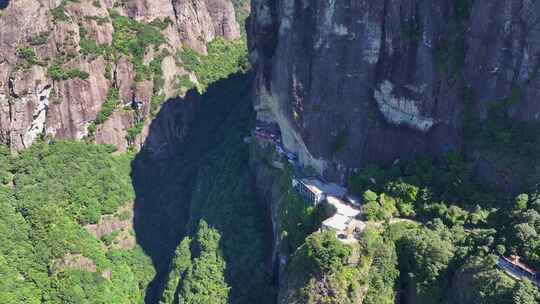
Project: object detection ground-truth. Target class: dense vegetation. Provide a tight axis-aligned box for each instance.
[344,153,540,303]
[110,10,167,82]
[47,62,90,81]
[178,38,249,92]
[277,167,323,254]
[279,226,399,304]
[271,148,540,303]
[0,141,154,303]
[3,25,255,303]
[162,221,230,304]
[95,88,120,125]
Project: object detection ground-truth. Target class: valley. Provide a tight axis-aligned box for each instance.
[1,1,540,304]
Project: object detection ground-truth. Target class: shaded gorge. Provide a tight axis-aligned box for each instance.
[131,73,277,303]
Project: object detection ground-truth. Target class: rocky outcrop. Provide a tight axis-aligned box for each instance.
[174,0,241,53]
[51,254,98,274]
[0,66,51,149]
[85,203,136,250]
[248,0,540,184]
[0,0,242,152]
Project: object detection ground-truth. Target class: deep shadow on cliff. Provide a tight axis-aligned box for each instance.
[131,73,276,303]
[0,0,9,9]
[247,0,540,193]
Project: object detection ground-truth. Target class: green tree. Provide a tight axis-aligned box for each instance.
[512,280,540,304]
[515,194,529,211]
[178,221,229,304]
[160,238,192,304]
[0,140,152,303]
[397,226,455,302]
[364,241,399,304]
[496,244,506,255]
[305,231,352,274]
[363,190,378,203]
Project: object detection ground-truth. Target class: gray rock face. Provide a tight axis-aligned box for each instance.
[248,0,540,182]
[173,0,240,53]
[0,0,241,151]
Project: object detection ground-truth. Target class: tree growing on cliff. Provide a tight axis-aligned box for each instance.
[177,221,230,304]
[159,237,192,304]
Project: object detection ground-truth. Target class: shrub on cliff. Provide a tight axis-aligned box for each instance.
[48,62,90,81]
[126,121,144,144]
[177,221,230,304]
[79,26,107,57]
[110,10,166,82]
[159,237,192,304]
[50,1,70,22]
[94,88,119,125]
[17,47,38,63]
[29,32,49,46]
[178,47,200,72]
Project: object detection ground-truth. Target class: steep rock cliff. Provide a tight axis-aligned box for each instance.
[0,0,242,152]
[248,0,540,185]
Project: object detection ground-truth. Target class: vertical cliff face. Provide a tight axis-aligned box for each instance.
[248,0,540,182]
[0,0,241,152]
